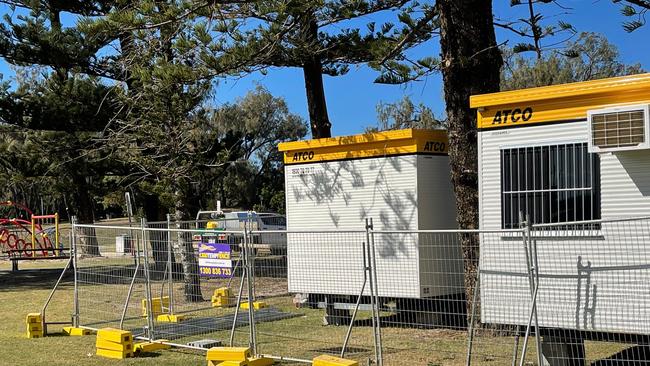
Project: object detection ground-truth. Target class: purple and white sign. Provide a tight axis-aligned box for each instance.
[198,243,232,278]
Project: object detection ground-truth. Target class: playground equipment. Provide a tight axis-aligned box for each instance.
[0,201,64,270]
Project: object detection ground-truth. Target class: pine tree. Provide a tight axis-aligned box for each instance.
[200,0,428,138]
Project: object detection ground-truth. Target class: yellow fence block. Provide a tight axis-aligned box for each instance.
[214,287,232,297]
[141,296,170,317]
[247,356,274,366]
[26,330,43,338]
[206,347,251,362]
[27,324,42,332]
[211,295,232,308]
[96,338,134,352]
[134,340,171,353]
[157,314,187,323]
[239,301,267,310]
[313,355,359,366]
[96,328,133,344]
[209,361,248,366]
[96,348,135,359]
[26,313,42,324]
[63,327,91,336]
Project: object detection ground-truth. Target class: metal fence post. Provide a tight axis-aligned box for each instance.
[341,237,368,358]
[530,223,544,366]
[229,257,248,347]
[71,215,80,328]
[365,218,382,366]
[166,214,174,315]
[465,259,481,366]
[141,218,156,341]
[519,215,544,366]
[245,213,257,355]
[368,218,383,366]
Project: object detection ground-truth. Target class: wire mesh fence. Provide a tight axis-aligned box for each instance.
[253,230,375,363]
[64,215,650,365]
[74,221,149,337]
[528,216,650,365]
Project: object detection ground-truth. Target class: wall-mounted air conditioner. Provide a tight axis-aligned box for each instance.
[588,104,650,153]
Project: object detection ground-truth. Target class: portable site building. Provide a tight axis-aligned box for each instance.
[471,73,650,337]
[277,129,463,300]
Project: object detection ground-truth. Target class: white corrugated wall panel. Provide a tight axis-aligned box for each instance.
[416,156,464,298]
[600,150,650,218]
[285,156,421,298]
[479,121,650,334]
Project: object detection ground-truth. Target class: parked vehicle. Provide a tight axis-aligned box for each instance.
[195,210,287,256]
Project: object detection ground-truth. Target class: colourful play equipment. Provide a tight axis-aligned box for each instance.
[0,201,63,270]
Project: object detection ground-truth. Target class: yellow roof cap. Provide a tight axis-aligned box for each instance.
[470,73,650,108]
[278,128,448,165]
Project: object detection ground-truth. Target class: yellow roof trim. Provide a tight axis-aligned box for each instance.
[278,128,448,165]
[279,129,414,151]
[470,73,650,108]
[471,73,650,130]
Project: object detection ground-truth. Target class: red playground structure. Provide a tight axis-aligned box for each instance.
[0,201,65,271]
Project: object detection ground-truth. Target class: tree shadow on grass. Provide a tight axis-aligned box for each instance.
[0,268,72,292]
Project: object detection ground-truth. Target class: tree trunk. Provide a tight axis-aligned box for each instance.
[71,175,100,256]
[143,193,174,271]
[437,0,503,317]
[173,186,203,302]
[300,12,331,139]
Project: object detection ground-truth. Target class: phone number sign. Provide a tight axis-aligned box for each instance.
[198,243,232,278]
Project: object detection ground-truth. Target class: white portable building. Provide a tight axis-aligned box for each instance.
[472,73,650,335]
[278,129,463,300]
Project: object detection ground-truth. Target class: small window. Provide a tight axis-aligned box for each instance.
[501,142,601,229]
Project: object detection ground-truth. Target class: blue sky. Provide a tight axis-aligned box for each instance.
[1,1,649,137]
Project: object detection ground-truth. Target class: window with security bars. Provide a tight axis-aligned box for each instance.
[501,142,601,229]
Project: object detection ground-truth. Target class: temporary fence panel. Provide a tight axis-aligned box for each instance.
[73,222,149,336]
[529,217,650,365]
[370,229,542,366]
[250,230,378,364]
[145,219,253,348]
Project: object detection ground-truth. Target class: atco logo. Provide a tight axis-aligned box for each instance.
[292,151,315,162]
[492,107,533,125]
[423,141,446,152]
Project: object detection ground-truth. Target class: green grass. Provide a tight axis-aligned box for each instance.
[0,264,632,366]
[0,279,204,365]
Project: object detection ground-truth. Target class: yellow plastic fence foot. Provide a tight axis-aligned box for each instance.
[212,296,232,308]
[142,296,170,317]
[156,314,187,323]
[248,356,274,366]
[214,287,232,297]
[209,361,248,366]
[62,326,91,336]
[97,338,135,352]
[312,355,359,366]
[212,287,233,308]
[96,348,135,359]
[206,347,251,363]
[96,328,134,359]
[135,340,172,353]
[239,301,268,310]
[25,313,43,338]
[96,328,133,344]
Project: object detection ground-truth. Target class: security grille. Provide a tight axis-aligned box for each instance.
[589,105,649,152]
[501,142,601,229]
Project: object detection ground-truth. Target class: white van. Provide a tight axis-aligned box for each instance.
[196,211,287,255]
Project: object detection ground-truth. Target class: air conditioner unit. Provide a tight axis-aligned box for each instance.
[588,104,650,153]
